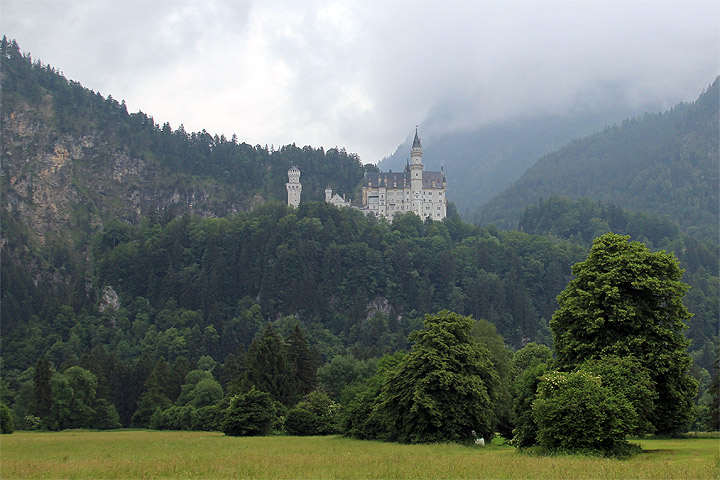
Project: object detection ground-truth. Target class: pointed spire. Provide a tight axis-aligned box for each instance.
[412,126,422,149]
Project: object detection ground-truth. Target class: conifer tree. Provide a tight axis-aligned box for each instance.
[243,324,295,405]
[286,324,318,397]
[32,358,53,421]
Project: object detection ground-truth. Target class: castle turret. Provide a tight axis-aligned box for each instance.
[286,166,302,207]
[325,186,333,202]
[409,128,424,215]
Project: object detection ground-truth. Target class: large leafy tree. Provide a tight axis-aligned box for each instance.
[550,233,697,434]
[380,310,500,443]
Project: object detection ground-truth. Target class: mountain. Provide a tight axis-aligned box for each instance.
[1,37,366,304]
[472,78,719,237]
[0,38,365,248]
[379,105,663,218]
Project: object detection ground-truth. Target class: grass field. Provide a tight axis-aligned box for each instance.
[1,430,718,479]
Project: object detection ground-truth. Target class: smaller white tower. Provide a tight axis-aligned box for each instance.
[286,166,302,207]
[325,186,333,202]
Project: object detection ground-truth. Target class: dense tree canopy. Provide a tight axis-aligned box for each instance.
[380,311,500,444]
[551,233,697,434]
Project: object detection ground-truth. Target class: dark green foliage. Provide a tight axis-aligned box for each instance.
[511,362,549,448]
[518,196,681,248]
[284,407,318,436]
[92,398,121,430]
[284,391,340,436]
[131,358,173,427]
[472,318,514,438]
[176,370,223,408]
[221,388,276,436]
[318,354,377,401]
[709,351,720,431]
[341,352,405,441]
[533,369,638,455]
[192,404,224,432]
[286,324,319,397]
[511,342,553,379]
[1,403,14,434]
[150,405,196,430]
[381,311,500,444]
[551,233,698,435]
[242,325,295,405]
[579,357,656,435]
[32,358,53,420]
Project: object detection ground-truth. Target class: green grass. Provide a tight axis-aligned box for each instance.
[1,431,718,479]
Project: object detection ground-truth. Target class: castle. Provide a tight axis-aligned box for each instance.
[361,129,447,221]
[287,129,447,221]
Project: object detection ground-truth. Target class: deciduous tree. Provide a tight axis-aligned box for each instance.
[551,233,697,435]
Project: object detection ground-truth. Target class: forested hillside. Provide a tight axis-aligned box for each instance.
[517,196,718,362]
[474,78,719,238]
[1,37,366,290]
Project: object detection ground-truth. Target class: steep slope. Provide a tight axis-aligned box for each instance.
[0,38,366,315]
[473,78,719,237]
[1,38,365,246]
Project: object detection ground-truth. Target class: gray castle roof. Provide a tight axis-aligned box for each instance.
[412,128,422,149]
[363,170,446,189]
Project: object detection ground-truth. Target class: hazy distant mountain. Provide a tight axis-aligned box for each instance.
[472,78,719,238]
[379,105,662,218]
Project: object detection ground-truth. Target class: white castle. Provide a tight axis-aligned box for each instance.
[287,128,447,221]
[361,128,447,221]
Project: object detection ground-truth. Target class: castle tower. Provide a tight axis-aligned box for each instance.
[286,166,302,207]
[325,186,333,202]
[409,128,424,215]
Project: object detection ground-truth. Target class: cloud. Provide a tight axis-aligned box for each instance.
[2,0,718,163]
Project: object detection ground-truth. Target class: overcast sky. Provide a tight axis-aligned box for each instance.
[3,0,718,163]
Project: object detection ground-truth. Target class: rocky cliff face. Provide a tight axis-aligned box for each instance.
[2,97,260,252]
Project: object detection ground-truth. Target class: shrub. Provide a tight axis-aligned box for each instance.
[533,370,637,454]
[93,399,121,430]
[284,407,317,435]
[1,403,15,434]
[222,388,275,436]
[150,405,196,430]
[511,362,549,448]
[192,405,223,431]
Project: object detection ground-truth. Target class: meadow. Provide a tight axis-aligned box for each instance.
[1,430,718,479]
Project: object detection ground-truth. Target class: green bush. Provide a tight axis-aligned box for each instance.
[150,405,196,430]
[192,405,223,431]
[222,388,275,436]
[511,362,549,448]
[93,399,121,430]
[533,370,637,454]
[1,403,14,434]
[284,407,317,435]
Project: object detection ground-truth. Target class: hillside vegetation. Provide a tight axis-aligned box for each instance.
[474,78,719,238]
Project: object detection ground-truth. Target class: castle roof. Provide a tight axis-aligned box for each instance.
[412,128,422,149]
[363,170,446,189]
